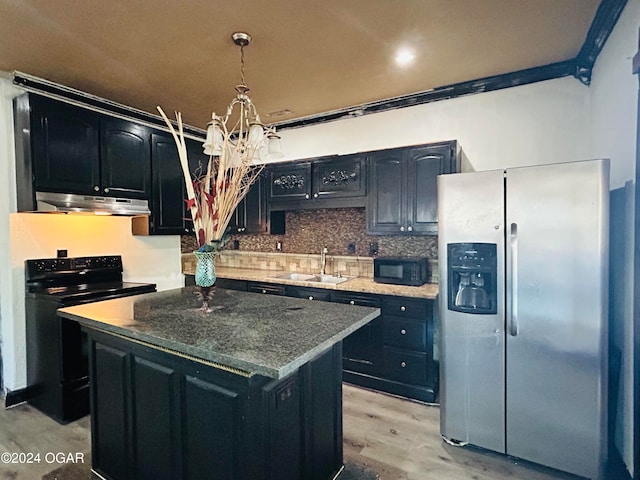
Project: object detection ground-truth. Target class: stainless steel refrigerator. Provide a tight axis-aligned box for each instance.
[438,159,609,480]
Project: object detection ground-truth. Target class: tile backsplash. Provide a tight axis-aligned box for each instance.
[181,207,440,282]
[181,207,438,258]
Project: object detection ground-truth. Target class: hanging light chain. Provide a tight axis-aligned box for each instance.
[239,44,246,88]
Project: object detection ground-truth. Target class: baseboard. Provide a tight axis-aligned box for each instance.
[4,386,31,408]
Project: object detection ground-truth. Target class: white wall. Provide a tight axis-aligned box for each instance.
[0,77,22,393]
[273,76,592,173]
[590,0,639,474]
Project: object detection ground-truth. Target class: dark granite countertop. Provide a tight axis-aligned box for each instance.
[58,287,380,379]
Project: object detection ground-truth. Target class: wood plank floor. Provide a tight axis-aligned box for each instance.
[0,385,606,479]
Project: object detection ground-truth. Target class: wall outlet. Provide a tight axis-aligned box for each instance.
[347,242,356,254]
[57,249,67,258]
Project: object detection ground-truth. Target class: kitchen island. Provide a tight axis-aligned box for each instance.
[58,287,379,480]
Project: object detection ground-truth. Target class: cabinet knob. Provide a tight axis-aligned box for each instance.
[262,289,267,294]
[407,225,413,232]
[305,194,310,199]
[349,300,355,305]
[94,185,100,192]
[313,193,318,198]
[308,296,314,300]
[400,306,406,312]
[400,361,407,368]
[400,226,405,232]
[104,187,110,193]
[400,329,407,335]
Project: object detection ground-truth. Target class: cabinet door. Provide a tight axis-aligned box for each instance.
[230,173,268,234]
[30,95,100,194]
[185,139,210,234]
[244,174,269,233]
[100,117,150,198]
[183,375,241,480]
[92,343,130,480]
[366,149,407,234]
[407,144,451,234]
[151,133,188,234]
[332,292,382,375]
[133,358,178,480]
[269,162,312,201]
[311,155,365,199]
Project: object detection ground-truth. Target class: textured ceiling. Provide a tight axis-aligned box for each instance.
[0,0,601,129]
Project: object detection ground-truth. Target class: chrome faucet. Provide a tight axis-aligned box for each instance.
[320,246,328,275]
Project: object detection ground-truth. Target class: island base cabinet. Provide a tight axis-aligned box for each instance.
[86,328,343,480]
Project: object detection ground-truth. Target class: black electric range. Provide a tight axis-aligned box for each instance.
[25,255,156,423]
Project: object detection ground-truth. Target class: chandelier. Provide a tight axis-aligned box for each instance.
[156,32,282,247]
[202,32,283,161]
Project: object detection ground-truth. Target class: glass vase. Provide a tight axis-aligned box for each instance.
[193,251,216,313]
[194,251,216,287]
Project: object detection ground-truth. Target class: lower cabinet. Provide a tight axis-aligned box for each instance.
[339,294,438,403]
[87,328,343,480]
[185,278,439,403]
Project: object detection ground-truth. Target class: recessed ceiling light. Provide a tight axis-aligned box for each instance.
[394,47,416,67]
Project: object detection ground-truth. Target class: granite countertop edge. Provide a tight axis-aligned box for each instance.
[185,266,439,299]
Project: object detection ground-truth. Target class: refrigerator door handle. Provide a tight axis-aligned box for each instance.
[508,222,519,336]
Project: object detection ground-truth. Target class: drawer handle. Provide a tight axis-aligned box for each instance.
[400,329,407,335]
[400,361,407,368]
[349,300,355,305]
[400,306,406,312]
[308,296,314,300]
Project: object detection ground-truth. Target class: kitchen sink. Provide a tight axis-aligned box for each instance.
[269,272,351,284]
[307,274,350,284]
[270,272,316,281]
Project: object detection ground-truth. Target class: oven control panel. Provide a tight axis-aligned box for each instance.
[26,255,122,277]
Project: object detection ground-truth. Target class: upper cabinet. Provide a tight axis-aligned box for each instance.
[149,133,208,235]
[29,95,101,195]
[268,162,312,203]
[367,141,459,235]
[15,94,152,208]
[100,117,150,198]
[229,173,269,234]
[268,155,366,210]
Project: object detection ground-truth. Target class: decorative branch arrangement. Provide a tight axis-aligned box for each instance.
[157,106,264,251]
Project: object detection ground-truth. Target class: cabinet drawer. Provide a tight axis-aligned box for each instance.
[215,278,248,291]
[383,348,428,386]
[285,286,331,302]
[383,318,427,351]
[247,282,285,296]
[331,292,380,308]
[381,297,429,320]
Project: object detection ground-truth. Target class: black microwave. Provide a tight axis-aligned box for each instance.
[373,257,429,286]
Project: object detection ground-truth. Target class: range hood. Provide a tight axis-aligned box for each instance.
[35,192,150,216]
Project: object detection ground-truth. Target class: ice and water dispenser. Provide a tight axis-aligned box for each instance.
[447,243,497,314]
